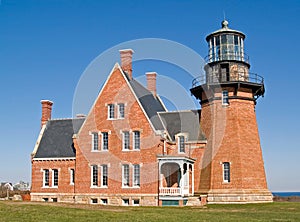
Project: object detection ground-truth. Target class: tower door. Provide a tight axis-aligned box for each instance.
[220,64,229,82]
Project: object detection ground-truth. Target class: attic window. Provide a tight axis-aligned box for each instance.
[108,104,115,119]
[118,103,125,119]
[92,132,99,151]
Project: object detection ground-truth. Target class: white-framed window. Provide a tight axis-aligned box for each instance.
[92,132,99,151]
[222,90,229,105]
[122,131,130,150]
[52,169,58,187]
[91,165,98,186]
[178,135,185,153]
[133,164,140,187]
[43,169,49,187]
[118,103,125,119]
[122,198,129,206]
[91,198,98,204]
[101,165,108,187]
[133,131,140,150]
[132,199,140,206]
[102,132,109,150]
[108,104,115,119]
[223,162,230,183]
[122,164,130,187]
[101,198,108,205]
[70,169,75,185]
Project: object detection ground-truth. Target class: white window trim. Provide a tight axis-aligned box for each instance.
[122,131,130,151]
[132,164,140,188]
[91,132,100,152]
[101,132,109,151]
[222,162,231,183]
[122,164,130,187]
[52,169,59,188]
[91,165,99,188]
[132,131,140,150]
[70,169,75,185]
[100,165,108,188]
[176,133,188,153]
[117,103,125,119]
[122,198,130,206]
[107,104,115,120]
[132,199,140,206]
[42,169,50,188]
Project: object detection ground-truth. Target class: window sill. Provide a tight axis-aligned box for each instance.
[122,186,140,189]
[90,186,108,189]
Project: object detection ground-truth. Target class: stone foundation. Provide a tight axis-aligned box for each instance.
[202,189,273,204]
[31,193,157,206]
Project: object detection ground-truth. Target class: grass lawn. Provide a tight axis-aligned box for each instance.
[0,201,299,222]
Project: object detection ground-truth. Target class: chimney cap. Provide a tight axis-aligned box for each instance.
[119,49,134,54]
[40,100,53,105]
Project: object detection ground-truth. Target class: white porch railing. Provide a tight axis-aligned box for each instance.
[159,187,181,196]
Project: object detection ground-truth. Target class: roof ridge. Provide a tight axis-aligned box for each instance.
[50,117,85,121]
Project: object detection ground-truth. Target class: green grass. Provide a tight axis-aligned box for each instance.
[0,201,299,222]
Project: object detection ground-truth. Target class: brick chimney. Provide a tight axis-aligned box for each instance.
[119,49,134,79]
[40,100,53,127]
[146,72,157,97]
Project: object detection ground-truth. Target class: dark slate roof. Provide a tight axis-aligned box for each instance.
[129,79,166,130]
[34,118,85,158]
[158,110,206,142]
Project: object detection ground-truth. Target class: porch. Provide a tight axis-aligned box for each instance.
[158,156,195,197]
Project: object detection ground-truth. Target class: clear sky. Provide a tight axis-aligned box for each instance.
[0,0,299,192]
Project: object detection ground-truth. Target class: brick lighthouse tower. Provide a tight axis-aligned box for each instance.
[190,20,273,203]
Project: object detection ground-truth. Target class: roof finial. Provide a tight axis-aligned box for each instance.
[222,19,229,29]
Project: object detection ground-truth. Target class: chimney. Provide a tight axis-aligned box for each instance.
[146,72,157,97]
[40,100,53,127]
[119,49,134,79]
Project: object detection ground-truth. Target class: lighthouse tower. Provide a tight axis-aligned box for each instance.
[190,20,273,203]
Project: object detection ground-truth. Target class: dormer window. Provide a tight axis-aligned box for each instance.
[108,104,115,119]
[178,135,185,153]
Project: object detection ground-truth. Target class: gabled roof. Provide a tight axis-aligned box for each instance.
[158,110,206,142]
[33,118,85,159]
[128,78,166,131]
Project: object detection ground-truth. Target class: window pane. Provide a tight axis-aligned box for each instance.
[133,131,140,150]
[123,131,130,150]
[44,169,49,186]
[53,169,58,186]
[102,132,108,150]
[179,136,185,153]
[92,165,98,186]
[92,133,98,150]
[133,165,140,186]
[222,91,229,105]
[223,162,230,182]
[118,103,125,118]
[108,104,115,119]
[102,165,108,186]
[70,169,75,184]
[123,164,129,186]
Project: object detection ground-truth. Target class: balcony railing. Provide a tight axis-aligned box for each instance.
[205,51,250,64]
[159,187,181,196]
[192,72,264,88]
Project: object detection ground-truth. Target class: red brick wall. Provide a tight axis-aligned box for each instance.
[198,86,268,192]
[74,66,163,195]
[31,159,75,194]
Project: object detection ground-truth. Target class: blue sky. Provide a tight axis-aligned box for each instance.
[0,0,299,192]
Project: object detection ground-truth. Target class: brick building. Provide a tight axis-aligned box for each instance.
[31,21,273,206]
